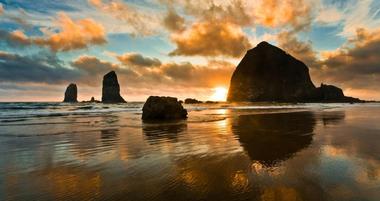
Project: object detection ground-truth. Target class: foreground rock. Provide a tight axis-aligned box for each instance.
[185,98,202,104]
[101,71,126,103]
[142,96,187,120]
[63,83,78,103]
[227,41,362,103]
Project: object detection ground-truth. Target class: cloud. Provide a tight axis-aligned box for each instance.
[253,0,314,31]
[315,5,343,24]
[88,0,159,36]
[273,27,380,100]
[163,0,315,58]
[169,21,251,58]
[0,48,234,101]
[0,3,3,15]
[0,51,79,84]
[0,29,32,47]
[0,13,107,52]
[116,53,162,67]
[163,0,315,31]
[340,0,380,37]
[74,52,234,89]
[177,0,253,26]
[70,55,137,86]
[277,31,318,67]
[163,8,185,32]
[311,28,380,99]
[33,13,107,52]
[160,60,235,88]
[71,55,118,75]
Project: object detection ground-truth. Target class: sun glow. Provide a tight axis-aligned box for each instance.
[211,87,228,101]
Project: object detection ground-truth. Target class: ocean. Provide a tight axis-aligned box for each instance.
[0,102,379,201]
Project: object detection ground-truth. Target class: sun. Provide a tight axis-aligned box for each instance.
[211,87,228,101]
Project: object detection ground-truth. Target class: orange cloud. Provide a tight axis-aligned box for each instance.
[88,0,158,36]
[169,21,251,58]
[117,53,162,67]
[9,30,31,45]
[165,0,313,31]
[176,0,253,26]
[0,3,3,15]
[254,0,313,31]
[33,13,106,52]
[163,8,186,32]
[310,28,380,100]
[277,31,317,67]
[71,55,138,87]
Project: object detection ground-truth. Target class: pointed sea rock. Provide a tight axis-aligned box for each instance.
[63,83,78,103]
[101,71,126,103]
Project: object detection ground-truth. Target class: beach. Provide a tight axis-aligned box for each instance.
[1,102,380,201]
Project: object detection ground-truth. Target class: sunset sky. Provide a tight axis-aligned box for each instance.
[0,0,379,101]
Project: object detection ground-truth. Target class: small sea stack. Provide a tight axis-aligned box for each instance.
[63,83,78,103]
[142,96,187,120]
[101,71,126,103]
[184,98,202,104]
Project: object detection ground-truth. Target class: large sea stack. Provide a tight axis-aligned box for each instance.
[63,83,78,103]
[142,96,187,120]
[102,71,126,103]
[227,41,362,103]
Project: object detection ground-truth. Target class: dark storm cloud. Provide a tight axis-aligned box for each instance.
[0,51,80,84]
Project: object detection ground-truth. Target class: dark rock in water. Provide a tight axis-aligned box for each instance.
[315,84,344,101]
[205,101,218,104]
[101,71,126,103]
[314,84,362,102]
[227,41,362,103]
[63,83,78,103]
[142,96,187,120]
[82,97,101,103]
[185,98,202,104]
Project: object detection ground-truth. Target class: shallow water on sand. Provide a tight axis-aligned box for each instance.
[0,102,380,201]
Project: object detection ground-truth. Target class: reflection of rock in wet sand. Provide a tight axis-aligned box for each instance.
[320,111,345,126]
[100,129,118,140]
[232,112,316,166]
[142,122,187,144]
[100,129,119,146]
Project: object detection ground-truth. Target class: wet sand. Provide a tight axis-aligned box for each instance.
[0,103,379,201]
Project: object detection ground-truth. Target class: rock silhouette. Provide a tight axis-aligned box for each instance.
[101,71,126,103]
[142,96,187,120]
[63,83,78,103]
[227,41,362,103]
[185,98,202,104]
[315,84,360,102]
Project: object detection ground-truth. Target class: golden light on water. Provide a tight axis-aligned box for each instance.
[210,87,228,101]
